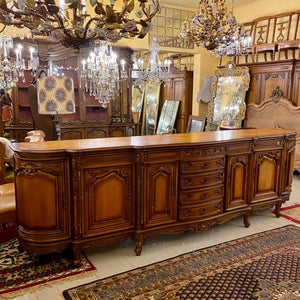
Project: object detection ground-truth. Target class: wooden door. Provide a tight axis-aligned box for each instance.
[251,150,282,203]
[226,154,250,210]
[144,162,177,227]
[82,165,135,237]
[15,158,71,242]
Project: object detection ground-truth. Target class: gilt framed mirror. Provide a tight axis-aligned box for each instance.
[206,66,250,130]
[156,100,180,134]
[142,82,161,135]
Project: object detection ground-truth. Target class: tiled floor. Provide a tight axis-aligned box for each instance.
[9,176,300,300]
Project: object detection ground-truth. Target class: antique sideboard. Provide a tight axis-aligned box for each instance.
[11,129,295,266]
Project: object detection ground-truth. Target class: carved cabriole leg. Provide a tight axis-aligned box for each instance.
[243,211,250,228]
[275,202,282,218]
[73,244,82,267]
[134,232,143,256]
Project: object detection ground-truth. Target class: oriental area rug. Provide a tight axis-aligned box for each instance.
[63,225,300,300]
[0,237,96,299]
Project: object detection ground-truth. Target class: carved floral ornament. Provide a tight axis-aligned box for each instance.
[0,0,161,51]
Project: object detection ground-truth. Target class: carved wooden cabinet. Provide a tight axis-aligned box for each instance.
[160,69,193,133]
[11,129,295,266]
[240,59,300,106]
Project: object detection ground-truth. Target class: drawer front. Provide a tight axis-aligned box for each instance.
[180,172,224,189]
[180,157,225,174]
[179,199,223,220]
[179,185,224,205]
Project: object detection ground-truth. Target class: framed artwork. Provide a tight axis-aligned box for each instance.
[156,100,180,134]
[186,115,206,133]
[142,82,161,135]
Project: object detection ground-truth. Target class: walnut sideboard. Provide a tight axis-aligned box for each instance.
[11,128,296,266]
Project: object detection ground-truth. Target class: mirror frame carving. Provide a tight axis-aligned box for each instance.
[206,65,250,130]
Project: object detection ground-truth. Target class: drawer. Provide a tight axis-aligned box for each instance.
[180,171,224,190]
[179,199,223,220]
[180,157,225,174]
[179,185,224,205]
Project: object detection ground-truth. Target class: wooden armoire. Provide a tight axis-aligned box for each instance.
[160,68,193,133]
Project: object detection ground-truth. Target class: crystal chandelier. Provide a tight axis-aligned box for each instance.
[133,37,172,85]
[180,0,251,58]
[0,0,161,53]
[0,33,38,92]
[81,40,128,107]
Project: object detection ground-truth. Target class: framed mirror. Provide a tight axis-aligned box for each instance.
[206,66,250,130]
[131,82,145,124]
[156,100,180,134]
[142,82,161,135]
[186,115,205,133]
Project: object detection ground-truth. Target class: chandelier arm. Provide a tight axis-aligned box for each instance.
[83,17,103,38]
[116,0,129,21]
[141,4,159,23]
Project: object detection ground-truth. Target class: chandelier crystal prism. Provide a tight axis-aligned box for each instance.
[0,0,161,52]
[180,0,251,58]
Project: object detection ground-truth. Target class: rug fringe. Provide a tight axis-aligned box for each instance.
[1,270,96,300]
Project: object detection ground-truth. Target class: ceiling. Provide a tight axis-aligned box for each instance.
[160,0,258,10]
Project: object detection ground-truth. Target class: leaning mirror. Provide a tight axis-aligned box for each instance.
[206,66,250,130]
[156,100,180,134]
[142,82,161,135]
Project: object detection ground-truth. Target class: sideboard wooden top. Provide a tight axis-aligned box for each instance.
[10,128,296,154]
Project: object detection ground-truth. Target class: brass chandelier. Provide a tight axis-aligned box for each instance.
[0,0,161,52]
[180,0,251,58]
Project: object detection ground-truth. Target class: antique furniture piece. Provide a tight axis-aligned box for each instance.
[244,94,300,174]
[186,115,205,133]
[11,128,295,266]
[156,100,180,135]
[240,59,300,106]
[0,182,15,229]
[206,65,250,130]
[241,10,300,63]
[160,68,193,133]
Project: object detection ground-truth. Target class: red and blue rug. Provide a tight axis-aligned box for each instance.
[0,227,96,299]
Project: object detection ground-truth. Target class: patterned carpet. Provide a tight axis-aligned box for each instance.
[0,238,96,299]
[278,204,300,224]
[63,225,300,300]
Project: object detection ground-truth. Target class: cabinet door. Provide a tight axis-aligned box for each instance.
[82,165,134,237]
[15,158,71,242]
[251,150,281,203]
[226,154,250,210]
[144,162,177,227]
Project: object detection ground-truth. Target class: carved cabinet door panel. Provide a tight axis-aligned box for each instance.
[144,162,177,227]
[82,165,135,237]
[226,154,250,210]
[251,150,282,203]
[15,158,71,242]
